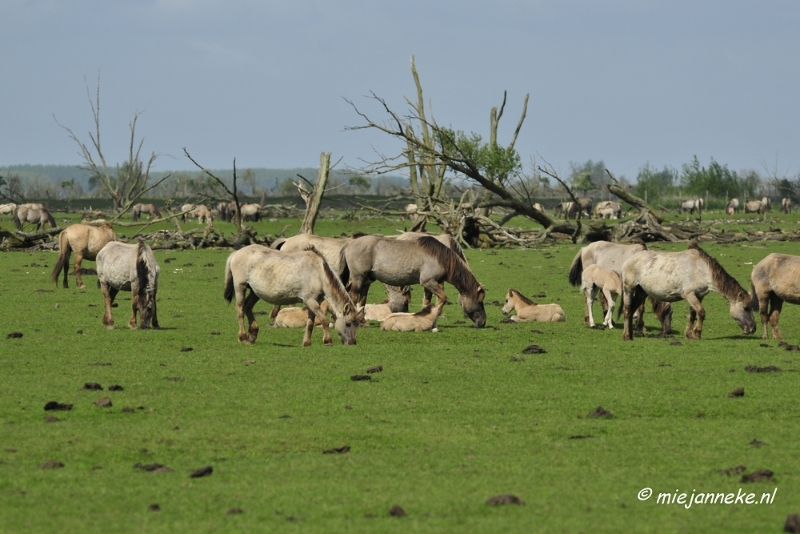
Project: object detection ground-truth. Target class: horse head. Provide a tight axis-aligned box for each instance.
[333,301,358,345]
[730,290,756,335]
[502,289,515,315]
[462,285,486,328]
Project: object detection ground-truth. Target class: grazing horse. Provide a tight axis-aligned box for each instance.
[132,203,162,221]
[749,253,800,340]
[0,203,16,220]
[381,300,446,332]
[502,289,566,322]
[581,264,621,328]
[621,242,756,341]
[761,196,771,212]
[13,204,56,231]
[364,284,412,321]
[180,204,212,223]
[726,198,739,215]
[223,245,358,346]
[51,222,117,289]
[781,198,792,214]
[96,240,160,330]
[343,235,486,328]
[568,240,672,333]
[679,199,703,215]
[744,200,765,214]
[273,300,331,328]
[594,201,623,219]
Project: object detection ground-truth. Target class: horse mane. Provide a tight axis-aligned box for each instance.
[45,209,56,227]
[687,241,748,301]
[510,288,536,306]
[135,240,158,299]
[306,246,353,312]
[415,236,479,294]
[351,231,368,239]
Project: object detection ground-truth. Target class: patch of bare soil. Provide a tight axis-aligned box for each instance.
[486,494,525,506]
[587,406,614,419]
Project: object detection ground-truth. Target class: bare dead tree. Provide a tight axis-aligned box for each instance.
[55,76,163,212]
[297,152,333,234]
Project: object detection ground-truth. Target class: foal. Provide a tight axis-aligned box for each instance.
[502,289,566,323]
[580,264,621,328]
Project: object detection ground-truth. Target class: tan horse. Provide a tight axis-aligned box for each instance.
[223,245,358,346]
[580,264,621,328]
[273,301,331,328]
[180,204,212,223]
[781,198,792,214]
[97,240,160,330]
[13,204,56,231]
[502,289,566,322]
[568,240,672,333]
[593,201,622,219]
[744,200,764,214]
[726,198,739,215]
[132,203,162,221]
[621,242,756,341]
[51,222,117,289]
[679,198,703,215]
[762,196,771,212]
[0,203,16,219]
[381,300,446,332]
[343,235,486,328]
[749,253,800,340]
[364,284,412,321]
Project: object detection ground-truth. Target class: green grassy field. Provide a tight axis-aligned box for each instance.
[1,212,799,533]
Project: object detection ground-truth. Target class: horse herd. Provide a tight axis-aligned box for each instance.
[37,219,800,347]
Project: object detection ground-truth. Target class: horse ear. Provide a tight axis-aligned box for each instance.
[343,303,353,316]
[477,286,486,302]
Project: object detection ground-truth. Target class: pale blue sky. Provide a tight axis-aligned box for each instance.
[1,0,798,181]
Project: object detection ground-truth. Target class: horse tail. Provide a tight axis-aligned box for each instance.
[135,240,158,297]
[223,254,235,303]
[51,230,71,285]
[337,244,350,288]
[568,249,583,287]
[46,209,56,228]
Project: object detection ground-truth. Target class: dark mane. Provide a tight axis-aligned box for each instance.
[415,236,479,294]
[509,288,535,306]
[414,303,435,316]
[307,246,353,309]
[688,241,748,301]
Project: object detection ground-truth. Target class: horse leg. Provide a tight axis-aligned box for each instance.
[586,286,597,327]
[421,280,448,308]
[61,246,72,289]
[422,288,433,307]
[129,282,140,329]
[101,283,118,329]
[759,293,772,340]
[243,290,260,343]
[598,290,609,320]
[72,251,86,289]
[684,293,705,339]
[768,294,784,340]
[269,304,282,322]
[622,286,646,341]
[305,300,331,346]
[151,294,160,329]
[603,289,616,329]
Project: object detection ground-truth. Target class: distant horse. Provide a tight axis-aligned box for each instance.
[749,253,800,340]
[744,200,765,214]
[96,240,160,330]
[0,203,16,220]
[726,198,739,215]
[343,235,486,328]
[132,203,162,222]
[13,204,56,231]
[781,198,792,214]
[51,222,117,289]
[553,202,578,219]
[568,240,672,334]
[234,203,261,222]
[593,201,622,219]
[381,300,446,332]
[273,300,331,328]
[181,204,213,223]
[364,284,412,321]
[679,199,703,215]
[621,242,756,341]
[223,245,358,346]
[762,196,771,212]
[580,265,621,328]
[502,289,566,322]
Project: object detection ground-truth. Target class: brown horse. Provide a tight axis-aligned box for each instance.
[51,222,117,289]
[568,240,672,333]
[132,203,162,221]
[749,253,800,340]
[621,242,756,341]
[223,245,358,346]
[502,289,566,322]
[395,231,468,308]
[13,204,56,231]
[96,240,160,330]
[381,300,446,332]
[343,235,486,327]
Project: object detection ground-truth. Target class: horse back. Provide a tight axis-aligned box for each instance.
[752,253,800,304]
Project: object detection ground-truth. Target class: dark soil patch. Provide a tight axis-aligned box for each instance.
[389,505,406,517]
[180,347,193,352]
[44,401,72,411]
[569,435,594,440]
[122,407,135,413]
[785,514,800,533]
[323,445,350,454]
[165,377,184,382]
[486,494,525,506]
[227,508,243,515]
[728,387,745,398]
[366,365,383,374]
[189,465,213,478]
[83,382,103,390]
[350,375,371,381]
[210,331,220,335]
[108,384,124,391]
[745,365,781,373]
[586,406,614,419]
[149,504,161,511]
[741,469,773,483]
[749,439,767,448]
[40,460,64,469]
[510,356,525,362]
[90,362,112,366]
[44,416,61,423]
[134,463,173,473]
[718,465,747,476]
[94,397,112,408]
[522,345,546,354]
[6,332,23,339]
